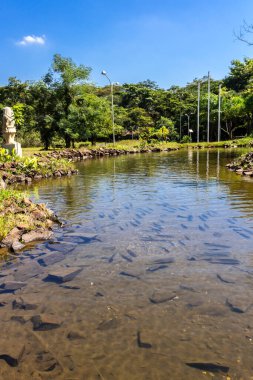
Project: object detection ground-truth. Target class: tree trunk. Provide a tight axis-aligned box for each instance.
[65,134,71,148]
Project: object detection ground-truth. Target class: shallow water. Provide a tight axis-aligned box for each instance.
[1,148,253,379]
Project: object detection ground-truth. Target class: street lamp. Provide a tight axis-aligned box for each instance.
[200,72,211,142]
[197,81,200,143]
[185,113,193,137]
[218,83,222,142]
[101,70,117,146]
[207,71,211,143]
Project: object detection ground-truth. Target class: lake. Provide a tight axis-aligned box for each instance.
[1,148,253,379]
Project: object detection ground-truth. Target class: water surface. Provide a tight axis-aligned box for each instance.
[1,149,253,379]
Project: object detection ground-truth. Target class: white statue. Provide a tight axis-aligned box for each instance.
[2,107,16,144]
[2,107,22,156]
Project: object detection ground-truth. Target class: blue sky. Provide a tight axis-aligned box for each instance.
[0,0,253,88]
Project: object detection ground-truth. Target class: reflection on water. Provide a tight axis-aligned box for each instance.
[1,149,253,379]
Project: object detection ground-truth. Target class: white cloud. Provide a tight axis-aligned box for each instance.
[17,35,46,46]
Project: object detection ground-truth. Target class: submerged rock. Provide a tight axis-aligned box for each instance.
[12,297,37,310]
[0,342,25,367]
[38,252,65,267]
[186,362,229,373]
[44,267,83,283]
[0,281,27,293]
[31,314,62,331]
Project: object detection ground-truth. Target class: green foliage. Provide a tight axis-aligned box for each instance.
[181,135,191,143]
[1,55,253,145]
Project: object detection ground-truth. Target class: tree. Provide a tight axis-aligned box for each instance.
[224,58,253,92]
[52,54,91,147]
[221,90,246,139]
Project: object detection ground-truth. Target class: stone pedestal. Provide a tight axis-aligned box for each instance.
[2,142,22,157]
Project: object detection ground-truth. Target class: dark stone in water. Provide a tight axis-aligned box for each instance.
[13,262,44,281]
[127,249,137,257]
[226,298,252,313]
[95,292,104,297]
[204,243,231,249]
[205,258,240,265]
[38,252,65,267]
[0,344,25,367]
[67,331,86,340]
[12,297,37,310]
[108,253,116,263]
[46,241,76,253]
[147,264,168,272]
[97,318,119,331]
[152,257,175,265]
[0,281,27,293]
[180,285,196,292]
[186,362,229,373]
[31,314,62,331]
[36,350,59,372]
[44,267,83,283]
[10,316,27,324]
[119,271,141,280]
[181,224,188,229]
[120,254,133,263]
[149,291,177,304]
[137,331,152,349]
[216,274,235,284]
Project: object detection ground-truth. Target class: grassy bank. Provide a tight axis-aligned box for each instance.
[22,137,253,156]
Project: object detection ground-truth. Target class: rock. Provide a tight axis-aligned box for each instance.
[0,281,27,293]
[119,270,141,279]
[146,264,168,272]
[13,261,44,281]
[152,257,175,265]
[186,362,229,373]
[35,350,59,372]
[11,241,25,253]
[10,316,28,324]
[97,318,119,331]
[226,297,252,313]
[12,297,37,310]
[46,241,76,253]
[31,314,62,331]
[67,331,86,340]
[21,229,53,244]
[38,252,65,267]
[244,171,253,176]
[44,267,82,283]
[149,291,178,304]
[216,273,235,284]
[137,331,152,349]
[2,227,22,247]
[0,341,25,367]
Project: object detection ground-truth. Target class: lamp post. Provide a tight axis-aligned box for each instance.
[218,83,222,142]
[185,113,190,136]
[197,81,200,143]
[101,70,116,145]
[185,113,193,137]
[207,71,210,143]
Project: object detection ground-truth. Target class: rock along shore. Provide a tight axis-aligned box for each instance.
[226,151,253,177]
[0,196,61,253]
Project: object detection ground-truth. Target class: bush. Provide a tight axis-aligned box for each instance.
[181,135,191,143]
